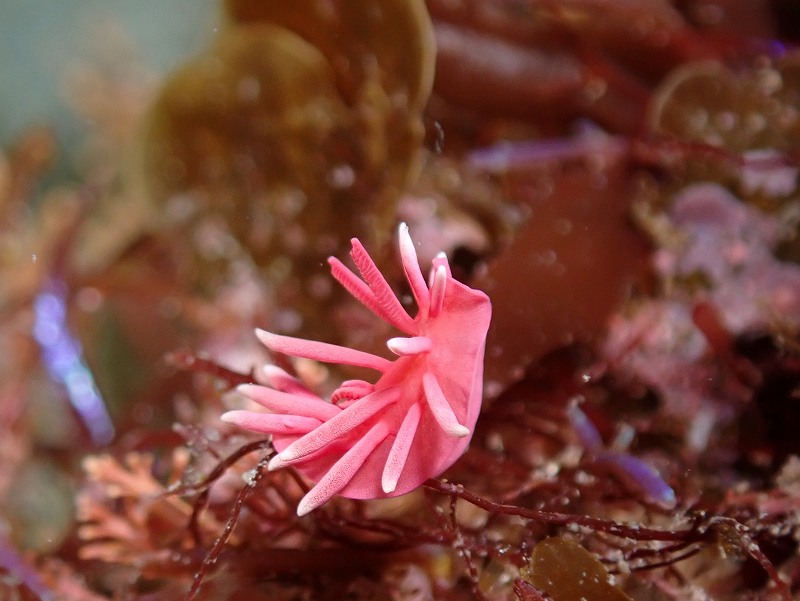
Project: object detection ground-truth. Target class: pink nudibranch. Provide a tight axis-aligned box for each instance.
[221,223,492,515]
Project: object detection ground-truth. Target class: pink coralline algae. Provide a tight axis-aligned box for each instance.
[654,182,800,332]
[602,183,800,451]
[222,224,492,515]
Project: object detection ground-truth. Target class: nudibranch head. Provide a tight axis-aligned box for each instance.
[222,223,491,515]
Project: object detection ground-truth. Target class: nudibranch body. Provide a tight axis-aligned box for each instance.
[222,223,491,515]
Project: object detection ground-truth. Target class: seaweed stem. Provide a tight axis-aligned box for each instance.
[165,350,255,387]
[183,449,272,601]
[425,479,692,541]
[425,479,792,600]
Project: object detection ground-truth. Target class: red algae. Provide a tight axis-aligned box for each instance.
[478,164,651,395]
